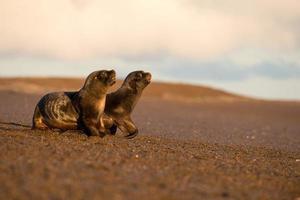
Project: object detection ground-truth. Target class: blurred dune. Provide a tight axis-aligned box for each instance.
[0,78,248,102]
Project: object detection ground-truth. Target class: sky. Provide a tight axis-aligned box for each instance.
[0,0,300,100]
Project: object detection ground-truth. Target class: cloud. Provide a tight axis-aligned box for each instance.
[0,0,299,62]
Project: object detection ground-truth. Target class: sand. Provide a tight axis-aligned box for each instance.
[0,78,299,200]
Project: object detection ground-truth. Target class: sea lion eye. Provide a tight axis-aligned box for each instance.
[97,72,107,79]
[135,72,142,80]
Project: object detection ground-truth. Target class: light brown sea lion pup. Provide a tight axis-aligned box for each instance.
[32,70,116,137]
[103,71,152,139]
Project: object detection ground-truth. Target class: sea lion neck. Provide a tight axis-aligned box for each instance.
[80,84,108,99]
[116,86,142,111]
[121,81,144,94]
[119,84,142,98]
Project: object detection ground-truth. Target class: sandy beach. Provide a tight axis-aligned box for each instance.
[0,78,299,199]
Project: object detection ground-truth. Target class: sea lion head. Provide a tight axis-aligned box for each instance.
[83,69,116,91]
[123,71,152,91]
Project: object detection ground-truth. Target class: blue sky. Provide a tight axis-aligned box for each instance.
[1,0,300,100]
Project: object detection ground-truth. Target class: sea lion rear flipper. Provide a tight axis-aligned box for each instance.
[32,105,48,130]
[117,118,138,139]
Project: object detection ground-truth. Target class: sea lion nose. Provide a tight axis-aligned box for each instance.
[145,72,152,81]
[144,72,152,84]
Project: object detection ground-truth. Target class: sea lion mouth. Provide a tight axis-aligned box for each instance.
[108,70,116,86]
[144,72,152,84]
[110,79,116,86]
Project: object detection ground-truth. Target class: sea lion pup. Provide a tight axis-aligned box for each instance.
[103,71,152,139]
[32,70,116,137]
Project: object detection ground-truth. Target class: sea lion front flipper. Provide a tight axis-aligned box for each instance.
[79,116,102,137]
[102,114,117,135]
[116,118,138,139]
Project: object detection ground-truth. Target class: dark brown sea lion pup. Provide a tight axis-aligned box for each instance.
[103,71,152,139]
[32,70,116,137]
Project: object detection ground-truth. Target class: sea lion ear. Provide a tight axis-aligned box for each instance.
[129,79,136,89]
[135,72,143,80]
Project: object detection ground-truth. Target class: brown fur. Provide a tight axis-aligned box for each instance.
[103,71,151,138]
[32,70,116,137]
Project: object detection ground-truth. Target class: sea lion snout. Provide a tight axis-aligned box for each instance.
[107,70,116,86]
[144,72,152,84]
[108,69,116,76]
